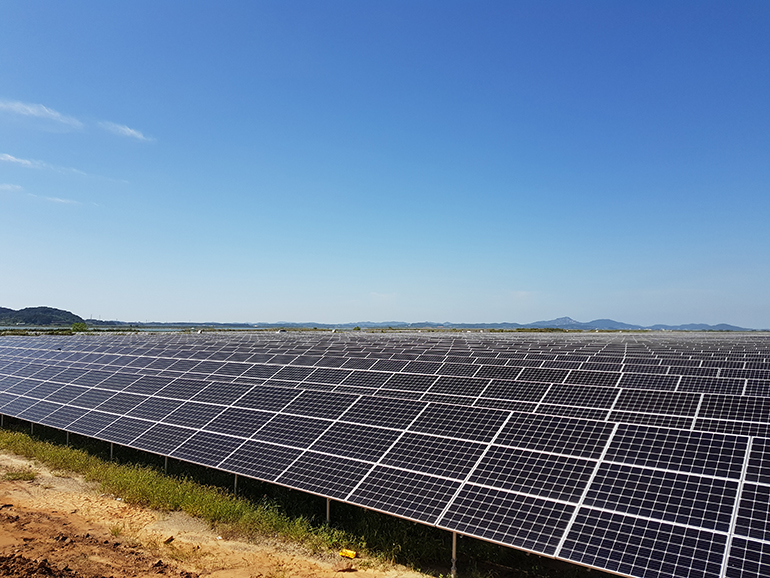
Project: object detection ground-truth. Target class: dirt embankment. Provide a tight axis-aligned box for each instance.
[0,453,423,578]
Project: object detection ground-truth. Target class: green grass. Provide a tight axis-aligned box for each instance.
[3,467,37,481]
[0,429,362,555]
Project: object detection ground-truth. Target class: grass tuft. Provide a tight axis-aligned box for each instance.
[3,467,37,481]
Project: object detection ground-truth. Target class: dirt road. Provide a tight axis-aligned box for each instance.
[0,453,424,578]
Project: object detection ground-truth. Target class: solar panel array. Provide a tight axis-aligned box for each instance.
[1,331,770,578]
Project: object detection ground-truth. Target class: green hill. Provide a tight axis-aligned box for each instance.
[0,307,85,326]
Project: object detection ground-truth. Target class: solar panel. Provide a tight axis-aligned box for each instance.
[2,331,770,578]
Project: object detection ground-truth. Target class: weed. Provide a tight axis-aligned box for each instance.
[109,523,124,537]
[3,467,37,481]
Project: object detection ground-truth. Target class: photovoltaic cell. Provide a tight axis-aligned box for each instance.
[474,365,522,381]
[342,358,377,370]
[695,419,770,438]
[426,376,486,397]
[306,367,350,384]
[341,397,426,429]
[278,452,372,499]
[45,385,89,404]
[19,400,61,421]
[727,538,770,578]
[340,371,390,388]
[68,410,120,436]
[163,402,224,429]
[96,392,147,414]
[156,378,210,400]
[251,414,330,448]
[192,381,254,405]
[441,485,574,555]
[540,384,619,409]
[220,441,302,481]
[241,364,280,379]
[124,375,174,395]
[171,431,243,467]
[735,484,770,541]
[605,424,747,478]
[381,433,486,479]
[536,405,609,421]
[439,363,479,377]
[470,446,595,502]
[496,413,614,459]
[679,376,744,395]
[370,359,409,372]
[71,370,114,387]
[564,370,620,387]
[481,380,548,402]
[350,466,460,523]
[561,509,726,578]
[699,395,770,422]
[96,372,141,390]
[409,404,507,443]
[98,417,155,445]
[518,367,569,384]
[26,381,65,399]
[273,366,315,381]
[585,463,738,531]
[233,385,300,412]
[39,405,88,428]
[382,373,436,391]
[310,422,400,462]
[618,373,680,390]
[131,423,194,454]
[204,407,274,438]
[609,411,694,429]
[747,437,770,484]
[281,390,358,420]
[128,397,181,421]
[613,390,700,416]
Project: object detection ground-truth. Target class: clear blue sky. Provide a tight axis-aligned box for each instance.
[1,2,769,326]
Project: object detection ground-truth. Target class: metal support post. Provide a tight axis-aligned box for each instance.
[164,456,168,474]
[30,422,34,435]
[1,414,4,428]
[326,498,330,523]
[234,474,238,495]
[451,532,457,578]
[110,443,114,461]
[66,432,69,446]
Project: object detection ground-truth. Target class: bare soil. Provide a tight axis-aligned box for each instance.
[0,453,424,578]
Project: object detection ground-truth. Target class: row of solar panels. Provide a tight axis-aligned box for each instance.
[1,333,770,578]
[6,344,770,380]
[2,351,770,438]
[3,332,770,362]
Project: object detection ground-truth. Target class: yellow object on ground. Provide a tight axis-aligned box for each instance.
[339,549,357,559]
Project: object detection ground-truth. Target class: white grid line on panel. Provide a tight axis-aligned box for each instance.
[531,383,555,413]
[434,410,515,525]
[692,393,705,431]
[719,436,753,578]
[343,402,432,501]
[555,422,619,556]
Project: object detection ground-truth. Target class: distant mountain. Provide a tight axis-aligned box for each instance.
[0,306,85,326]
[248,317,755,331]
[38,312,756,331]
[505,317,751,331]
[521,317,638,330]
[646,323,748,331]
